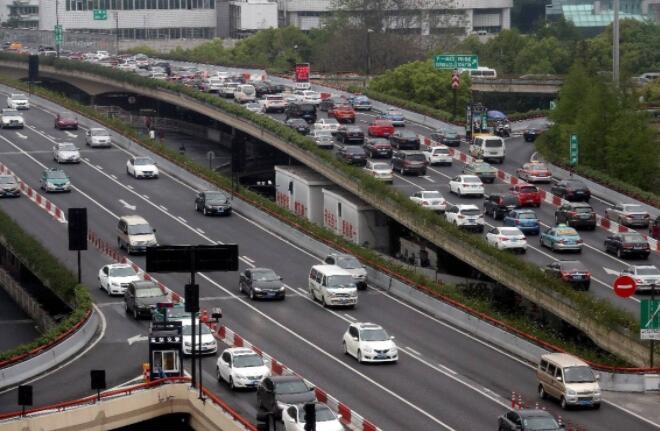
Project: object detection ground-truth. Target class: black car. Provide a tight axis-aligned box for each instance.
[523,128,540,142]
[239,268,285,300]
[319,97,343,112]
[604,232,651,259]
[391,150,427,175]
[195,190,232,216]
[554,202,596,230]
[544,260,591,290]
[483,193,518,220]
[389,129,420,150]
[268,83,286,94]
[336,145,368,166]
[285,103,317,123]
[124,280,170,320]
[498,409,563,431]
[286,118,310,135]
[336,125,365,144]
[551,179,591,202]
[363,138,392,159]
[430,129,461,147]
[256,376,316,418]
[252,81,271,97]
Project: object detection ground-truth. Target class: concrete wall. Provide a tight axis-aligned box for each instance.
[0,268,54,333]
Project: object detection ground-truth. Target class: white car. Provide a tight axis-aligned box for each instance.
[295,90,322,105]
[117,61,137,72]
[283,403,343,431]
[127,156,159,178]
[53,142,81,163]
[364,160,393,183]
[486,226,527,253]
[85,127,112,148]
[98,263,140,295]
[244,102,262,113]
[342,322,398,363]
[314,118,340,134]
[620,265,660,292]
[422,144,452,165]
[444,204,484,232]
[448,174,484,197]
[262,95,288,113]
[0,109,24,129]
[216,347,270,390]
[95,50,110,60]
[181,319,217,355]
[410,190,447,212]
[7,93,29,110]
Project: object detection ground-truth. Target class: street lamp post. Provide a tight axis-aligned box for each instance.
[613,0,620,86]
[366,28,374,85]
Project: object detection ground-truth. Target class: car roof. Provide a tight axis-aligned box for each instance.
[120,214,149,224]
[515,409,555,418]
[107,263,134,269]
[132,280,158,289]
[268,375,305,383]
[541,352,589,367]
[456,204,480,210]
[226,347,258,356]
[354,322,383,330]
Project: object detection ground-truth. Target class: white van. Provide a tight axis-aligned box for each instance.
[469,133,505,164]
[308,265,358,308]
[234,84,256,104]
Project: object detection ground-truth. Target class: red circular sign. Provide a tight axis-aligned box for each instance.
[613,275,637,298]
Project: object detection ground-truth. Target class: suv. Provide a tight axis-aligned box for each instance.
[554,202,596,230]
[124,280,169,320]
[551,179,590,202]
[285,103,317,123]
[256,376,316,418]
[117,215,158,254]
[483,193,518,220]
[445,204,484,232]
[324,253,367,290]
[391,151,427,176]
[389,130,420,150]
[262,94,287,113]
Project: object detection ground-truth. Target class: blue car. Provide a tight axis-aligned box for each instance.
[539,225,583,253]
[380,108,406,126]
[348,95,372,111]
[503,209,540,235]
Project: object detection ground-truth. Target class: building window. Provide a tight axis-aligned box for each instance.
[153,351,178,373]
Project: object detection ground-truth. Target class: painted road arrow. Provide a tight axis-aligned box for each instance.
[119,199,136,211]
[127,334,148,345]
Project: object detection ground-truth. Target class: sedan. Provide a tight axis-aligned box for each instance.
[604,232,650,259]
[516,162,552,183]
[126,156,159,178]
[98,263,140,295]
[498,409,562,431]
[40,168,71,193]
[410,190,446,212]
[85,127,112,148]
[503,209,540,235]
[543,260,591,290]
[551,179,590,202]
[422,144,452,166]
[54,113,78,130]
[336,145,367,166]
[510,184,542,207]
[313,118,340,134]
[363,160,393,183]
[620,265,660,292]
[0,174,21,198]
[336,125,365,144]
[523,128,541,142]
[540,225,583,253]
[605,203,651,228]
[239,267,285,300]
[195,190,232,216]
[363,138,392,159]
[486,227,527,253]
[53,142,81,163]
[181,319,217,355]
[430,129,461,147]
[342,322,398,363]
[286,118,310,135]
[367,119,395,137]
[448,175,484,197]
[328,105,356,123]
[462,160,497,183]
[380,108,405,126]
[216,347,270,390]
[283,403,343,431]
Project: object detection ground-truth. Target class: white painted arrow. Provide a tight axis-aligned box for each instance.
[603,267,621,276]
[119,199,136,211]
[127,334,148,346]
[15,132,27,139]
[65,131,78,138]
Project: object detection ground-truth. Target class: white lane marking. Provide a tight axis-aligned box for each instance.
[297,287,308,295]
[405,346,421,355]
[242,255,255,263]
[126,184,133,190]
[95,164,103,170]
[15,132,27,139]
[438,364,458,376]
[127,334,148,345]
[119,199,136,210]
[197,228,205,235]
[110,174,117,180]
[603,267,620,276]
[178,216,187,223]
[159,204,168,211]
[65,131,78,138]
[143,194,150,200]
[422,176,435,183]
[343,313,356,321]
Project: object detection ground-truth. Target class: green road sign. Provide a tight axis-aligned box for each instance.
[641,300,660,340]
[434,54,479,70]
[93,9,108,20]
[54,24,63,44]
[569,133,578,166]
[549,100,557,110]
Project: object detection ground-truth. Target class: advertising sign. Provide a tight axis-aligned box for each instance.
[295,63,310,83]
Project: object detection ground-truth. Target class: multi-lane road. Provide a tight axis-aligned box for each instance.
[0,86,658,430]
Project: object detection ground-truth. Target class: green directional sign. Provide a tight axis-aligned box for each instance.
[569,133,578,166]
[434,54,479,70]
[93,9,108,20]
[641,300,660,340]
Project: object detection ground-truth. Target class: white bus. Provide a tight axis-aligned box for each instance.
[461,67,497,79]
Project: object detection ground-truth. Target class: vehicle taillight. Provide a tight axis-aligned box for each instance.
[568,211,577,217]
[499,236,509,241]
[623,243,633,249]
[514,220,520,225]
[457,215,465,219]
[560,271,572,280]
[576,239,583,244]
[421,200,429,205]
[585,272,591,278]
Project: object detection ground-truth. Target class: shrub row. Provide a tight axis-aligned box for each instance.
[0,54,643,366]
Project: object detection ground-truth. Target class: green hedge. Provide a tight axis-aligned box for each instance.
[0,53,643,365]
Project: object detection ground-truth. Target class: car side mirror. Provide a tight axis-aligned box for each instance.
[595,373,600,381]
[390,335,395,340]
[353,336,359,341]
[556,376,563,382]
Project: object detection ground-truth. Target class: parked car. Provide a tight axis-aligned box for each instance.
[483,193,518,220]
[486,226,527,253]
[342,322,398,363]
[328,105,356,123]
[286,118,310,135]
[124,280,169,320]
[336,145,368,166]
[620,265,660,292]
[0,109,24,128]
[391,150,427,176]
[194,190,232,216]
[380,108,405,126]
[323,253,367,290]
[605,203,651,228]
[543,260,591,290]
[367,119,395,137]
[516,162,552,183]
[313,118,340,134]
[216,347,270,390]
[53,142,81,163]
[239,267,285,300]
[389,129,420,150]
[510,184,542,207]
[554,202,596,230]
[0,174,20,198]
[539,225,583,253]
[448,175,484,197]
[462,160,497,183]
[256,376,316,418]
[523,128,541,142]
[430,129,461,147]
[421,144,452,166]
[283,403,343,431]
[502,209,540,235]
[497,409,562,431]
[40,168,71,192]
[85,127,112,148]
[98,263,140,295]
[363,138,392,159]
[363,160,393,183]
[551,179,590,202]
[410,190,447,212]
[126,156,159,178]
[336,125,364,144]
[604,232,650,259]
[285,103,317,123]
[444,204,484,232]
[6,93,29,110]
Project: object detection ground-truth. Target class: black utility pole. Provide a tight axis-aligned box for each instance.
[55,0,60,58]
[652,282,657,367]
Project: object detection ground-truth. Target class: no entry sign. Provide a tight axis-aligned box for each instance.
[613,275,637,298]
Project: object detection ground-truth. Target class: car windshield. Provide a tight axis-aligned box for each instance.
[59,143,77,151]
[472,162,491,170]
[315,130,332,137]
[398,130,417,138]
[252,269,279,281]
[574,207,592,213]
[422,191,443,199]
[242,87,255,95]
[326,275,356,288]
[556,228,577,236]
[47,171,67,179]
[623,205,644,212]
[565,180,586,188]
[372,163,390,170]
[91,128,109,136]
[0,176,16,184]
[336,256,361,269]
[3,110,19,116]
[517,212,537,220]
[205,192,228,203]
[11,94,26,99]
[109,266,136,277]
[360,328,389,341]
[346,147,365,154]
[233,354,263,368]
[520,186,538,193]
[636,267,660,276]
[485,139,503,148]
[621,233,644,242]
[274,380,309,394]
[127,223,153,235]
[165,306,187,319]
[463,176,481,183]
[407,154,425,162]
[500,228,521,236]
[461,209,481,216]
[182,324,211,335]
[298,406,335,422]
[134,157,154,166]
[560,261,587,271]
[530,163,547,170]
[136,287,164,298]
[563,365,595,383]
[522,416,560,430]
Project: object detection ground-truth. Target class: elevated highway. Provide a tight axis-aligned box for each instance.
[471,77,563,94]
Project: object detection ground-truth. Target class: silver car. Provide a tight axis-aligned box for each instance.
[53,142,81,163]
[605,203,651,228]
[620,265,660,292]
[85,127,112,148]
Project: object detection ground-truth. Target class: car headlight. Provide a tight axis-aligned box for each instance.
[184,341,191,347]
[253,287,262,292]
[566,389,577,396]
[362,347,374,353]
[278,286,285,291]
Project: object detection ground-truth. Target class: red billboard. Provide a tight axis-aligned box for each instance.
[294,63,310,82]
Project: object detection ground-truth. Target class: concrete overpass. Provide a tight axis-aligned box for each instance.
[471,77,563,94]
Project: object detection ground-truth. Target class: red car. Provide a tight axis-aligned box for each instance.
[516,162,552,183]
[368,119,395,137]
[54,113,79,130]
[510,184,542,207]
[328,105,356,123]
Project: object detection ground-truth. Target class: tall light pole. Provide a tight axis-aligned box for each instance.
[613,0,620,86]
[55,0,60,58]
[366,28,374,82]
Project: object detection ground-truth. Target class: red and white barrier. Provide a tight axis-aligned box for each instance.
[211,323,381,431]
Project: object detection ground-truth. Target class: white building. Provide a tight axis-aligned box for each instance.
[275,165,332,225]
[0,0,39,28]
[39,0,217,40]
[278,0,512,35]
[229,0,277,37]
